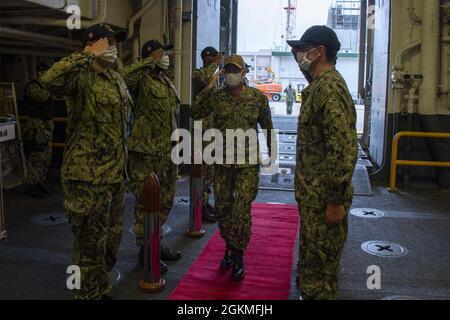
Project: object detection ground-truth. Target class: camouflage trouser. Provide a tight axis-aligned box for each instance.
[25,142,52,185]
[214,165,259,250]
[128,151,177,247]
[202,164,214,205]
[298,205,348,300]
[286,101,294,115]
[22,118,53,185]
[63,181,125,300]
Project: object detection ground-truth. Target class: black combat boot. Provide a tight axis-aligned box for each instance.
[205,202,216,214]
[220,244,234,270]
[232,249,245,282]
[138,246,168,275]
[160,245,182,261]
[202,203,216,223]
[37,182,51,194]
[27,184,46,199]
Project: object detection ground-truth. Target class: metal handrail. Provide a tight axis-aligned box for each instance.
[389,131,450,191]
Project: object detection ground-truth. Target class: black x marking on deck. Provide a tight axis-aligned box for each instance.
[45,216,60,222]
[376,245,394,252]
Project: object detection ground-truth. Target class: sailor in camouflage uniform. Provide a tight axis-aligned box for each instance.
[192,55,275,282]
[192,46,223,222]
[288,26,358,300]
[41,24,132,300]
[120,40,182,272]
[284,84,296,115]
[22,62,54,199]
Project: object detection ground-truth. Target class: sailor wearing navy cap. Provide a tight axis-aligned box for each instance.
[288,26,358,300]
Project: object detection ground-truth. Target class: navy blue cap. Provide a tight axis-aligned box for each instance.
[36,62,50,72]
[201,47,219,60]
[142,40,174,58]
[82,23,127,46]
[287,25,341,51]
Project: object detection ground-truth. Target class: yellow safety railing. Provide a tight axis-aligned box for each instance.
[389,131,450,191]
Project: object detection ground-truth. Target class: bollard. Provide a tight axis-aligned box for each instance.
[139,172,166,293]
[186,156,205,238]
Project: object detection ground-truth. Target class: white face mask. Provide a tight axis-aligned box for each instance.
[225,72,243,87]
[158,54,170,70]
[100,45,118,65]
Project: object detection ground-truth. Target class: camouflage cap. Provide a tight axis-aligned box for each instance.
[224,55,245,69]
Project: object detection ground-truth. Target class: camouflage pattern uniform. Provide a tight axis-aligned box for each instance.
[192,62,219,207]
[192,86,274,250]
[120,57,180,247]
[22,80,54,185]
[284,87,296,115]
[295,67,358,300]
[41,51,132,300]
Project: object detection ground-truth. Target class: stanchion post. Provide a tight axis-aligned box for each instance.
[186,154,205,238]
[139,172,166,293]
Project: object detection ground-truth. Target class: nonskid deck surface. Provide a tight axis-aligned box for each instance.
[1,115,450,300]
[1,168,450,300]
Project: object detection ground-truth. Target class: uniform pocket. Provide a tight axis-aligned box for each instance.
[148,81,168,99]
[242,110,258,124]
[95,93,119,123]
[63,182,95,217]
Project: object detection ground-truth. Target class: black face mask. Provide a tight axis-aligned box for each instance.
[302,71,313,84]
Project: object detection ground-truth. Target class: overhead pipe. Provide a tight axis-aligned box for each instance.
[0,39,54,48]
[394,40,421,67]
[418,0,450,188]
[132,38,140,63]
[185,0,200,235]
[31,56,37,79]
[361,0,375,149]
[419,0,440,115]
[443,5,450,99]
[231,0,238,54]
[407,0,421,25]
[440,31,450,95]
[180,0,193,104]
[403,76,423,185]
[0,48,69,58]
[394,36,450,68]
[0,26,82,51]
[127,0,159,40]
[21,55,29,82]
[173,0,183,94]
[163,0,170,41]
[358,0,367,101]
[0,0,107,29]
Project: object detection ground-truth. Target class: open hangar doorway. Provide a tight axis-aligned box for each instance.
[235,0,371,193]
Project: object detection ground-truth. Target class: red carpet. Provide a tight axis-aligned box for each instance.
[169,203,300,300]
